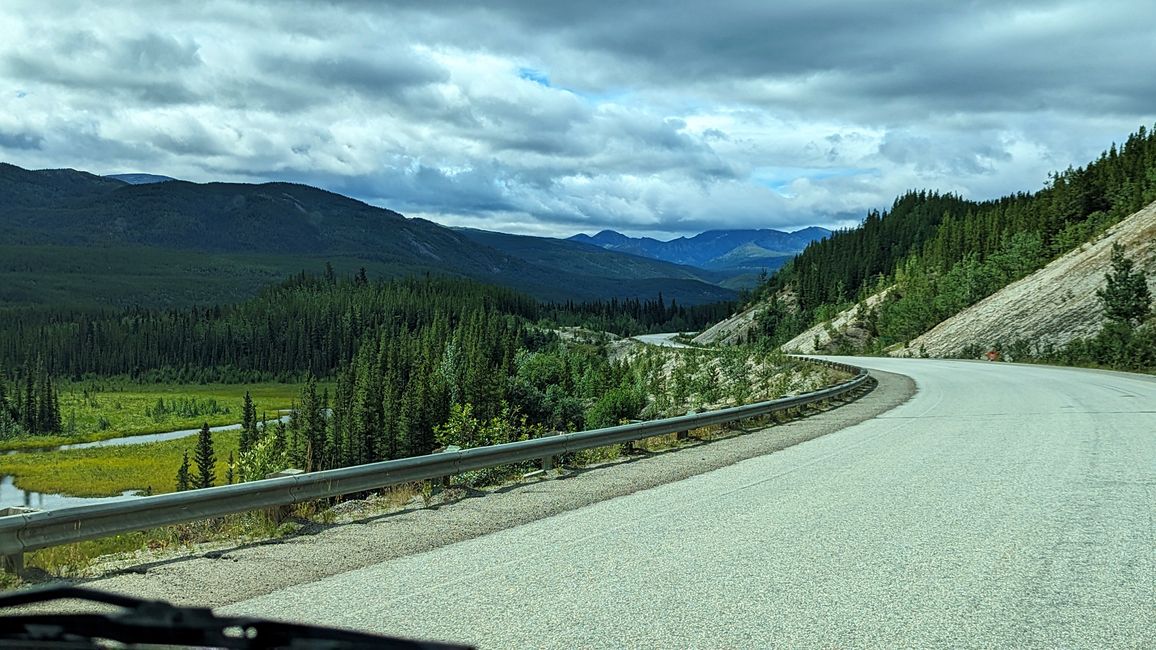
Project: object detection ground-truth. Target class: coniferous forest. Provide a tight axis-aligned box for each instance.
[0,271,732,463]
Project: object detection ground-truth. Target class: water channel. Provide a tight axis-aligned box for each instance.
[0,414,291,511]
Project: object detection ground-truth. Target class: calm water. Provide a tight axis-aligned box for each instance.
[58,413,290,450]
[0,413,291,511]
[0,475,143,511]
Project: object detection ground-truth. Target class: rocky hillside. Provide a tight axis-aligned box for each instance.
[780,289,894,354]
[692,305,761,346]
[890,199,1156,358]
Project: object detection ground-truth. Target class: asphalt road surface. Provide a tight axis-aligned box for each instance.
[632,332,693,348]
[224,358,1155,648]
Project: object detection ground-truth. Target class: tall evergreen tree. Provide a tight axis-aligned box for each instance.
[175,450,191,492]
[0,377,8,422]
[20,366,34,432]
[193,422,216,489]
[239,391,257,454]
[1097,243,1152,326]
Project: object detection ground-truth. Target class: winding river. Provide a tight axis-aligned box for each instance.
[0,414,291,511]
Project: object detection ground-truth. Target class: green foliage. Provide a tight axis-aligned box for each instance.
[1097,244,1152,326]
[146,396,230,422]
[1051,321,1156,371]
[0,359,62,437]
[174,450,191,492]
[0,428,241,497]
[585,387,647,429]
[193,423,216,489]
[237,420,289,482]
[0,381,300,452]
[239,391,258,455]
[541,296,734,337]
[1034,246,1154,371]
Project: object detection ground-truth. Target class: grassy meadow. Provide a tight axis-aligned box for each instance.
[0,381,303,452]
[0,382,314,498]
[0,429,243,497]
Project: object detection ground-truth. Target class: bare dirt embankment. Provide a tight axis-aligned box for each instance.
[892,200,1156,358]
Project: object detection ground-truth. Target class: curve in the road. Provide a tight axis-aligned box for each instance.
[219,359,1154,648]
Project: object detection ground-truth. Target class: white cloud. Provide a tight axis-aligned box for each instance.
[0,0,1153,238]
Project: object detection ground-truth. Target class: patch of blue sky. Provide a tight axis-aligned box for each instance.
[517,67,551,87]
[752,166,877,196]
[515,66,635,108]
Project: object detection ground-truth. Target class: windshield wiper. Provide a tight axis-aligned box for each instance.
[0,585,472,649]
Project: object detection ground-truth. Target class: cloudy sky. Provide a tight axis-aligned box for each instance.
[2,1,1154,238]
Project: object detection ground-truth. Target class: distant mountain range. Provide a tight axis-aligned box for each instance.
[0,163,768,308]
[568,227,829,272]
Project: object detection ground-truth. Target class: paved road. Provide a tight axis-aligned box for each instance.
[631,332,693,348]
[224,358,1156,648]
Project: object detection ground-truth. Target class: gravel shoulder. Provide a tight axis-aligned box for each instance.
[60,369,915,609]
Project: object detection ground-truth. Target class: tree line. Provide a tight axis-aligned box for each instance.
[0,358,62,439]
[0,274,728,385]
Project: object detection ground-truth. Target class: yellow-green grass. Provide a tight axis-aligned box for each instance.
[21,509,293,581]
[0,429,241,497]
[0,382,308,452]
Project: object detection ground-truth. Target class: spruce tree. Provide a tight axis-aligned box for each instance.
[193,422,216,489]
[226,451,235,485]
[175,451,191,491]
[240,391,257,454]
[20,366,35,432]
[1098,243,1151,326]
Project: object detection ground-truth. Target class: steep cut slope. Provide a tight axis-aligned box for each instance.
[893,200,1156,357]
[692,304,760,346]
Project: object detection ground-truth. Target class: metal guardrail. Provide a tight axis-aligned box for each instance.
[0,358,869,573]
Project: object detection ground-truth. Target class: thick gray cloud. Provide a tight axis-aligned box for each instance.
[0,0,1153,237]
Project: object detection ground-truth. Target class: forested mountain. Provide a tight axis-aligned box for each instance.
[568,227,829,271]
[749,124,1156,350]
[0,164,736,306]
[456,227,742,286]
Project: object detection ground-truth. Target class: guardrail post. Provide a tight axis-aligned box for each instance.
[676,411,695,441]
[264,468,303,523]
[540,434,559,473]
[440,445,461,487]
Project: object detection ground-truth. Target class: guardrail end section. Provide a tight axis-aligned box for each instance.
[0,506,35,576]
